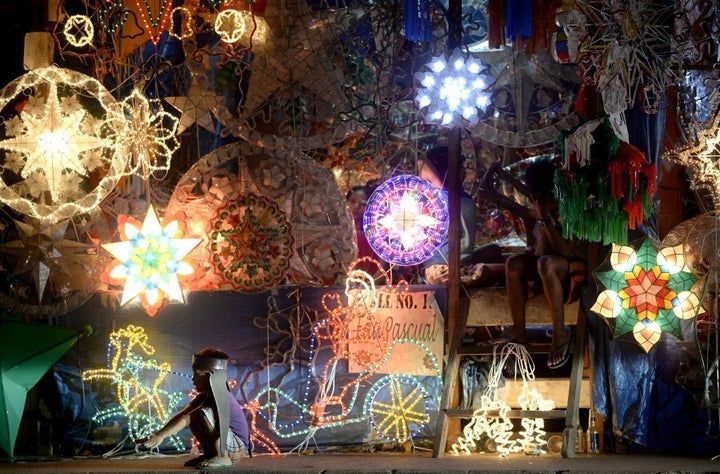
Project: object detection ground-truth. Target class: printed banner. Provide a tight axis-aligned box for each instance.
[347,289,443,376]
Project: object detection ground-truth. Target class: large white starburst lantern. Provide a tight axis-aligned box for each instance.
[414,48,493,127]
[0,66,125,224]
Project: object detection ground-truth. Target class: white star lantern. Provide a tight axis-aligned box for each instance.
[107,88,180,179]
[102,205,201,316]
[165,75,224,134]
[414,48,493,127]
[0,66,124,224]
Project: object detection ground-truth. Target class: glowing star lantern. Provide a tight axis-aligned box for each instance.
[671,96,720,208]
[414,48,493,127]
[0,66,124,224]
[591,238,703,352]
[63,14,94,47]
[214,9,246,44]
[102,205,201,316]
[363,175,448,266]
[106,88,179,180]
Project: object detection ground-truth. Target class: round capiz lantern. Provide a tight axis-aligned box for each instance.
[363,174,448,266]
[211,194,293,292]
[0,66,123,224]
[165,141,356,289]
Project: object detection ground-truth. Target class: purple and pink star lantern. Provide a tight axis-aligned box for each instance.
[363,175,448,266]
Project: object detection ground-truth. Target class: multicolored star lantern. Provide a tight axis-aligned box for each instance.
[102,205,201,316]
[363,175,448,266]
[591,237,703,352]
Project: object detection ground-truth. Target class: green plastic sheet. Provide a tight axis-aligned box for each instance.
[0,318,80,461]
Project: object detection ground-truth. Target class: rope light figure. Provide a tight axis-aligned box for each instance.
[244,259,441,447]
[81,324,186,451]
[451,343,554,457]
[63,14,94,47]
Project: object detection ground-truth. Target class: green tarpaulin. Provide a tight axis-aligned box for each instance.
[0,318,81,461]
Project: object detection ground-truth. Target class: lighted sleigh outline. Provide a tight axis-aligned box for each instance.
[243,260,443,449]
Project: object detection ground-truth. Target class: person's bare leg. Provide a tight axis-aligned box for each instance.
[538,255,571,366]
[504,254,532,344]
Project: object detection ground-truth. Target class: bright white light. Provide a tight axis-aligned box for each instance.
[418,94,431,108]
[414,48,493,127]
[430,59,446,73]
[421,76,435,88]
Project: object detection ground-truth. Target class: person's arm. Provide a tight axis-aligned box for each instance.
[477,163,535,221]
[537,214,575,257]
[142,397,203,448]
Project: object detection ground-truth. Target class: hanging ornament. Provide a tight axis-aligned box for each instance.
[63,14,94,48]
[414,48,493,127]
[164,74,224,134]
[0,66,124,224]
[363,174,448,266]
[591,238,704,353]
[102,205,201,316]
[209,194,293,292]
[403,0,431,43]
[669,95,720,208]
[574,0,679,114]
[106,88,180,180]
[607,142,656,230]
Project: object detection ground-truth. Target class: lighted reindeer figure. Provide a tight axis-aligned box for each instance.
[82,324,185,449]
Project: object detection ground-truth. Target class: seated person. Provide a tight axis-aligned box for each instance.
[141,348,250,469]
[480,159,587,369]
[418,145,504,287]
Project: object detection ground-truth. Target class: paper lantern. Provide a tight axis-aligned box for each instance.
[102,205,201,316]
[414,48,493,127]
[0,66,124,224]
[591,237,703,352]
[363,175,448,266]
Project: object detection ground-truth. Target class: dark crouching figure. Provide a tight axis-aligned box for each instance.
[141,348,250,469]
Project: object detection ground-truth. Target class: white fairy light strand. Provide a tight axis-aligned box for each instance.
[450,343,554,457]
[0,66,126,224]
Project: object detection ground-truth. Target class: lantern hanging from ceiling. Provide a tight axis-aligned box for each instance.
[591,237,703,352]
[363,174,448,266]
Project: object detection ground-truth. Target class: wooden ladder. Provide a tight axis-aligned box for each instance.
[432,294,588,458]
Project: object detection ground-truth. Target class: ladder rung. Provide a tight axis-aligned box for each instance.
[457,342,552,356]
[445,408,568,419]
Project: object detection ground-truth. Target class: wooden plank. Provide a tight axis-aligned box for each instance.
[493,378,592,409]
[446,409,568,419]
[466,288,579,326]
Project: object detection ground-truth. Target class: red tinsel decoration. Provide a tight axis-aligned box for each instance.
[607,142,656,230]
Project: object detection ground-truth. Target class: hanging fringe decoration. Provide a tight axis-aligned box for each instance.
[608,142,656,230]
[556,120,656,245]
[505,0,532,41]
[403,0,431,42]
